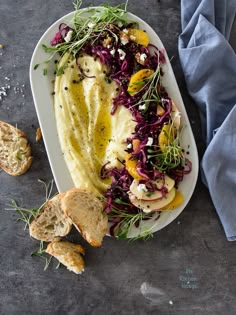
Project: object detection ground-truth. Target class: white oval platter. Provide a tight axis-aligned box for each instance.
[30,8,199,238]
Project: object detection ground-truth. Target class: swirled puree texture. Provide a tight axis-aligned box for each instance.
[54,54,136,196]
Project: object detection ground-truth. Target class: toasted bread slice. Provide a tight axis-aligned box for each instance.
[61,188,108,247]
[0,121,33,176]
[46,241,85,274]
[29,194,72,242]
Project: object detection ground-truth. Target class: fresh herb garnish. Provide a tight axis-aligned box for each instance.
[9,179,57,270]
[9,179,54,229]
[148,125,185,172]
[36,0,130,74]
[31,241,53,271]
[108,207,159,240]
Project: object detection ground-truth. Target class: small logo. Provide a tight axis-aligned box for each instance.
[179,268,198,289]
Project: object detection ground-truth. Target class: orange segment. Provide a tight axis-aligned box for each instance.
[128,29,150,47]
[132,138,140,153]
[125,154,143,180]
[161,191,184,210]
[158,124,175,153]
[128,69,154,95]
[157,104,165,116]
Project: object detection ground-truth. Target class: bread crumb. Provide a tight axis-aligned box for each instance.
[36,128,42,142]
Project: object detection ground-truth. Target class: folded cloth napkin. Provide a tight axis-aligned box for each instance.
[178,0,236,241]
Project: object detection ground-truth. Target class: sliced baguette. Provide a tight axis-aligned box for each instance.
[29,193,72,242]
[0,121,33,176]
[46,241,85,274]
[61,188,108,247]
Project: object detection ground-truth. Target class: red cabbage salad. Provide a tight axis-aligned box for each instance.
[40,2,192,240]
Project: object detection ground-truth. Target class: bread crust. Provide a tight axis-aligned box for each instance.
[0,121,32,176]
[46,241,85,274]
[61,188,108,247]
[29,193,72,242]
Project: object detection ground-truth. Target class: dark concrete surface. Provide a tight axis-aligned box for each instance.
[0,1,236,314]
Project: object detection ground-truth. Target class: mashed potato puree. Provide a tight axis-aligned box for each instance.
[54,54,136,196]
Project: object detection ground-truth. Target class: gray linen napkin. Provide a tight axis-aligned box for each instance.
[178,0,236,240]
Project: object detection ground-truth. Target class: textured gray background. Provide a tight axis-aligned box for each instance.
[0,1,236,314]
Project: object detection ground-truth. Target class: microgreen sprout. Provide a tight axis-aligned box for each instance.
[148,124,185,172]
[36,1,130,74]
[128,60,162,112]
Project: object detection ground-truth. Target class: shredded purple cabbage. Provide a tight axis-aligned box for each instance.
[50,20,192,236]
[50,23,72,46]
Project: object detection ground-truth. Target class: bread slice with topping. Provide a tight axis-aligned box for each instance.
[0,121,33,176]
[46,241,85,274]
[29,193,72,242]
[61,188,108,247]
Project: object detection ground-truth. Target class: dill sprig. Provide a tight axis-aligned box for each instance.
[31,240,60,271]
[9,179,57,271]
[31,241,53,271]
[9,179,55,230]
[108,207,159,240]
